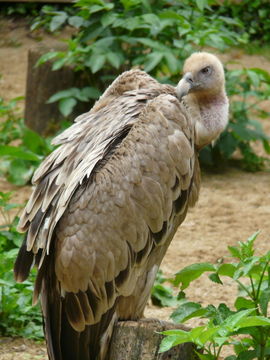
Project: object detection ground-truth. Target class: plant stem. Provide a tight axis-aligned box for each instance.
[216,345,223,360]
[249,275,257,302]
[256,260,270,305]
[235,279,253,299]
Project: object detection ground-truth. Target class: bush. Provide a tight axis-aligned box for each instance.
[218,0,270,45]
[0,97,54,185]
[157,232,270,360]
[0,192,43,339]
[36,0,270,171]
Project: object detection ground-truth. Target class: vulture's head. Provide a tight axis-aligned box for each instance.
[176,52,229,148]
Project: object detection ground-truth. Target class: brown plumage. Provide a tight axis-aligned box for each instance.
[14,52,228,360]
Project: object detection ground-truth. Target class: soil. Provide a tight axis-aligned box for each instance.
[0,17,270,360]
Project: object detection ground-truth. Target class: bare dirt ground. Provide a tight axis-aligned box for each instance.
[0,17,270,360]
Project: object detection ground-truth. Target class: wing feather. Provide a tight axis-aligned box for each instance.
[18,73,163,267]
[52,93,198,327]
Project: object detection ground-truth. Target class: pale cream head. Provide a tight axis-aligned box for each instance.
[176,52,226,99]
[176,52,229,148]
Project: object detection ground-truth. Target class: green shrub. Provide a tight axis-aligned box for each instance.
[158,232,270,360]
[37,0,270,171]
[0,192,43,339]
[218,0,270,45]
[0,97,54,185]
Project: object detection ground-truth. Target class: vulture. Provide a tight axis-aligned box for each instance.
[14,52,229,360]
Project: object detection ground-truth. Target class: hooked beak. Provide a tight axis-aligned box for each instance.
[176,72,195,100]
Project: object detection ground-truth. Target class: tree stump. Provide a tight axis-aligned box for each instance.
[108,320,200,360]
[24,44,91,135]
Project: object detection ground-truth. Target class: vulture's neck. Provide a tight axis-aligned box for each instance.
[192,90,229,149]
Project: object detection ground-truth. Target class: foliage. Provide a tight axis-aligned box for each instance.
[151,270,183,308]
[30,4,78,33]
[0,3,40,17]
[0,192,43,339]
[35,0,270,171]
[217,0,270,45]
[0,97,54,185]
[159,232,270,360]
[47,86,100,117]
[36,0,242,118]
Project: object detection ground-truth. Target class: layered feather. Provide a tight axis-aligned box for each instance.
[15,70,201,360]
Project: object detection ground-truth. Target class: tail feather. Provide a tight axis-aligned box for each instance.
[14,233,34,283]
[40,252,118,360]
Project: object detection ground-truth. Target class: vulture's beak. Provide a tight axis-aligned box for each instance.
[176,72,195,100]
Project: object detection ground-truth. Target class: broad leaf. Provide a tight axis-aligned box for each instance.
[171,302,206,323]
[174,263,216,289]
[0,145,41,161]
[68,15,84,28]
[236,315,270,328]
[59,97,77,117]
[259,289,270,316]
[35,52,59,67]
[234,297,255,311]
[50,13,68,32]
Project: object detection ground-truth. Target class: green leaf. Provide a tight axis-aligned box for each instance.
[196,0,207,11]
[220,309,256,332]
[164,52,179,73]
[59,97,77,117]
[233,257,259,280]
[247,70,261,88]
[35,52,59,67]
[208,272,223,284]
[259,289,270,316]
[81,87,101,100]
[52,57,68,71]
[0,145,41,161]
[101,12,118,27]
[151,283,178,307]
[86,54,106,73]
[263,139,270,154]
[170,302,206,323]
[174,263,216,289]
[236,315,270,328]
[218,263,237,278]
[106,52,123,69]
[228,246,241,259]
[195,327,220,347]
[144,52,163,72]
[50,13,68,32]
[47,88,80,103]
[159,335,180,353]
[137,38,165,51]
[7,159,34,186]
[234,297,255,311]
[22,127,49,155]
[159,331,191,353]
[68,16,84,28]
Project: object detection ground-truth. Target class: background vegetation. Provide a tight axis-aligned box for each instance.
[0,1,270,356]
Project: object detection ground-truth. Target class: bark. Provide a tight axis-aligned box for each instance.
[24,44,91,135]
[108,320,200,360]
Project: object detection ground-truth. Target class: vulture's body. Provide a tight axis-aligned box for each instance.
[14,52,229,360]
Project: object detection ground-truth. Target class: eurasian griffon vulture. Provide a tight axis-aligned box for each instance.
[14,52,229,360]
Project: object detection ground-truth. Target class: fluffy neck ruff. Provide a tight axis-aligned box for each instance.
[192,90,229,149]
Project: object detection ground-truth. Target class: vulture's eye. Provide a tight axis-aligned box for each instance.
[200,66,211,75]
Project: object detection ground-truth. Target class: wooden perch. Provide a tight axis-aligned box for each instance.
[108,320,200,360]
